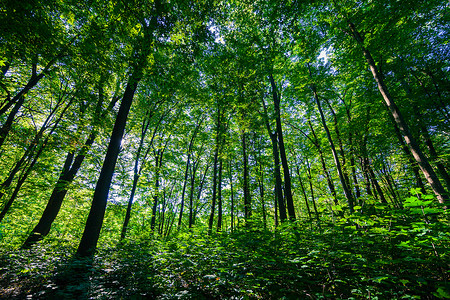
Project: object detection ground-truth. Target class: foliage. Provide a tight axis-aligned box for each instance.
[0,0,449,298]
[1,195,448,299]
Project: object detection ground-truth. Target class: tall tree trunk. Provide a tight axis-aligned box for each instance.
[262,98,287,222]
[366,158,387,204]
[258,157,267,230]
[304,157,320,222]
[121,115,149,239]
[179,117,202,228]
[310,82,354,212]
[339,96,361,199]
[360,157,373,197]
[208,107,222,234]
[295,166,312,220]
[208,142,219,234]
[188,160,200,229]
[324,98,353,197]
[269,74,295,220]
[76,69,144,257]
[418,116,450,192]
[217,159,223,232]
[151,144,167,232]
[380,159,401,207]
[360,134,386,203]
[23,89,119,248]
[386,111,427,193]
[228,160,235,232]
[178,150,192,228]
[347,21,448,204]
[242,131,251,220]
[75,15,157,256]
[308,120,338,204]
[191,163,209,228]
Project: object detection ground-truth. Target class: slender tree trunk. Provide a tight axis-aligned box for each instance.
[178,118,202,228]
[304,157,320,222]
[347,21,448,204]
[151,150,164,232]
[349,145,360,198]
[121,173,139,239]
[242,131,251,220]
[386,111,427,193]
[0,97,71,219]
[208,142,219,234]
[366,158,387,204]
[419,117,450,191]
[0,96,26,150]
[269,74,295,220]
[0,98,72,223]
[0,59,56,118]
[22,135,94,247]
[188,160,199,229]
[258,159,267,230]
[262,98,287,222]
[178,151,191,228]
[360,157,373,197]
[339,96,361,199]
[324,98,353,196]
[274,186,278,227]
[191,163,209,228]
[295,166,312,220]
[0,94,68,202]
[308,120,338,204]
[229,160,234,232]
[208,107,222,234]
[120,113,150,240]
[311,83,354,212]
[217,159,223,231]
[380,159,401,207]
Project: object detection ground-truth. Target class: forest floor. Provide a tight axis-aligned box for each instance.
[0,211,449,299]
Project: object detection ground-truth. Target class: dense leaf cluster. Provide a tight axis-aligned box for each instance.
[0,0,449,298]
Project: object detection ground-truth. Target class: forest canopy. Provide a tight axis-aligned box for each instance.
[0,0,449,298]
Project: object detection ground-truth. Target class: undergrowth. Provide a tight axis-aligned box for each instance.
[0,196,449,299]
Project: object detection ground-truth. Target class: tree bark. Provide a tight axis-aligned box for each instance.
[208,109,221,235]
[311,82,354,212]
[242,131,251,220]
[418,115,450,192]
[262,98,287,222]
[178,117,202,228]
[295,166,312,220]
[228,160,235,232]
[23,89,119,248]
[269,74,296,220]
[217,159,223,231]
[307,120,338,204]
[304,157,320,222]
[258,151,267,230]
[324,98,353,196]
[75,14,157,256]
[348,21,448,204]
[188,159,200,229]
[76,70,143,257]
